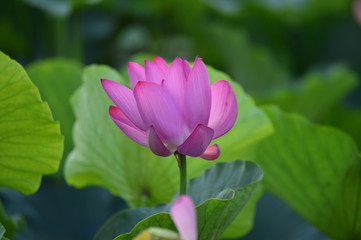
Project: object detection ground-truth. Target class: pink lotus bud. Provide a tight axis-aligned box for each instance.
[170,195,197,240]
[133,195,197,240]
[101,56,238,160]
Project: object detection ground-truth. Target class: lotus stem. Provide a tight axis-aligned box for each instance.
[174,152,187,195]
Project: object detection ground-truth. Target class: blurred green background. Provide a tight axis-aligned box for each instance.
[1,0,360,239]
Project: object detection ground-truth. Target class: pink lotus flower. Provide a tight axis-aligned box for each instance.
[101,56,237,160]
[170,195,197,240]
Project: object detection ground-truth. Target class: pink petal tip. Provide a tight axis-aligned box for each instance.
[200,144,220,160]
[170,195,197,240]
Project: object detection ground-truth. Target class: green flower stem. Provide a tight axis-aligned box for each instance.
[174,152,187,195]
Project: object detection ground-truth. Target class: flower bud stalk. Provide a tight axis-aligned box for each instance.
[174,151,187,195]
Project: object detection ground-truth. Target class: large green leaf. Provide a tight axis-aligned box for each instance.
[65,63,271,210]
[251,106,361,239]
[94,160,263,240]
[254,65,361,148]
[320,105,361,149]
[221,184,263,238]
[27,58,83,174]
[0,51,63,194]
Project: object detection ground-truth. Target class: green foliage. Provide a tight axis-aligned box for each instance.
[0,201,24,239]
[23,0,101,18]
[203,26,290,94]
[94,160,263,240]
[27,58,83,174]
[1,0,360,238]
[253,0,350,23]
[252,106,361,239]
[254,65,361,148]
[255,65,358,121]
[0,223,4,239]
[0,51,63,194]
